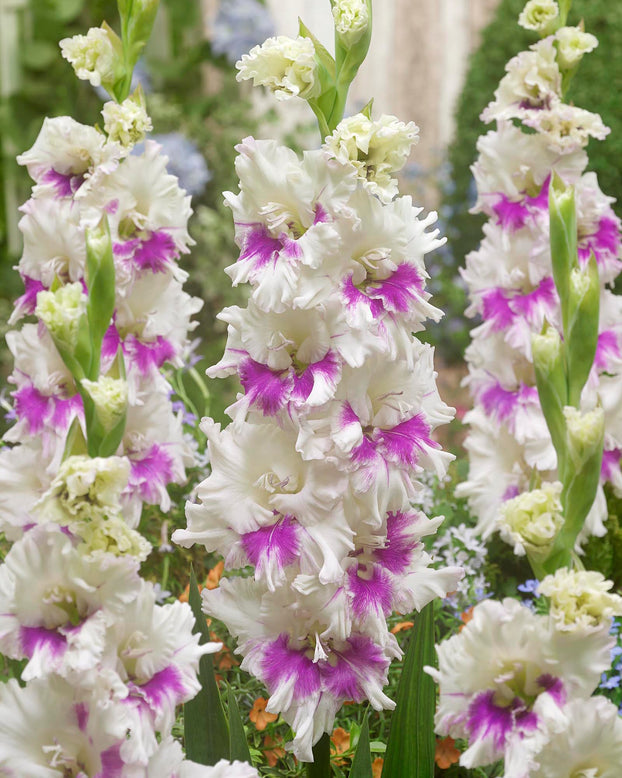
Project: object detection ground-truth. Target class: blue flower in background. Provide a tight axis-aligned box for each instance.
[136,133,212,197]
[211,0,275,64]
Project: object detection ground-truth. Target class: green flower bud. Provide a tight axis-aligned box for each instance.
[518,0,559,35]
[563,406,605,468]
[333,0,370,45]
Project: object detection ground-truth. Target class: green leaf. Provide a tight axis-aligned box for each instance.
[85,219,116,380]
[565,255,600,407]
[299,18,336,79]
[227,686,253,765]
[350,716,373,778]
[306,733,332,778]
[383,602,436,778]
[184,568,230,765]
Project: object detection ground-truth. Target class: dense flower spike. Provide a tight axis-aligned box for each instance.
[174,19,461,758]
[435,3,622,774]
[458,15,622,547]
[0,10,215,773]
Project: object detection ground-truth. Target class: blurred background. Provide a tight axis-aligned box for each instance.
[1,0,621,423]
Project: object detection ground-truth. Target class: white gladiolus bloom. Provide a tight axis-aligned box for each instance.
[236,35,320,100]
[60,26,118,88]
[102,96,153,150]
[518,0,559,32]
[505,696,622,778]
[179,758,261,778]
[325,113,419,202]
[427,597,613,771]
[481,38,562,123]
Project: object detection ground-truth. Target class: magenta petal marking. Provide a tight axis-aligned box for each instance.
[351,436,378,465]
[594,330,621,370]
[14,276,46,318]
[239,358,291,415]
[96,744,124,778]
[292,351,340,405]
[262,634,321,698]
[314,202,329,224]
[466,691,534,751]
[601,448,621,481]
[129,444,174,502]
[133,231,178,273]
[526,175,550,212]
[374,510,418,574]
[537,674,566,706]
[238,225,282,269]
[493,195,529,232]
[241,515,300,571]
[102,325,122,361]
[510,277,556,320]
[342,276,384,319]
[133,665,186,710]
[368,264,425,314]
[579,216,621,266]
[74,702,89,733]
[124,335,176,374]
[14,386,50,434]
[503,485,521,501]
[340,401,361,428]
[20,626,67,659]
[41,169,83,197]
[323,635,388,701]
[481,289,515,331]
[348,565,393,617]
[50,394,83,431]
[375,414,436,468]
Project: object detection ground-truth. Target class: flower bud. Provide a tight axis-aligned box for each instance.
[532,327,563,375]
[236,36,320,101]
[59,26,121,89]
[518,0,559,34]
[563,406,605,467]
[538,568,622,632]
[81,376,128,432]
[498,482,564,558]
[35,283,87,350]
[333,0,370,46]
[102,92,152,151]
[555,26,598,69]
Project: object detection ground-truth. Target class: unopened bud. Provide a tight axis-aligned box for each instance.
[518,0,559,34]
[333,0,370,45]
[35,283,87,349]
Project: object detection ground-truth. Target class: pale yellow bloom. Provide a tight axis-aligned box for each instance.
[539,568,622,632]
[498,482,563,557]
[236,36,320,101]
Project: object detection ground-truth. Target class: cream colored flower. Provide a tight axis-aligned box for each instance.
[36,455,130,524]
[524,103,609,153]
[324,113,419,201]
[236,36,320,101]
[555,26,598,69]
[333,0,369,45]
[563,406,605,466]
[60,27,118,88]
[76,513,151,561]
[35,283,87,349]
[538,568,622,631]
[518,0,559,33]
[497,481,563,556]
[102,97,152,151]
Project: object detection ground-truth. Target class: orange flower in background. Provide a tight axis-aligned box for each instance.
[249,697,278,731]
[215,643,238,671]
[390,621,414,634]
[205,560,225,590]
[459,606,474,631]
[372,756,383,778]
[330,727,351,765]
[263,734,286,767]
[435,736,461,769]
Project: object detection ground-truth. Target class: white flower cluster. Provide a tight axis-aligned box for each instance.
[0,48,234,774]
[173,127,462,760]
[458,24,622,546]
[428,588,622,776]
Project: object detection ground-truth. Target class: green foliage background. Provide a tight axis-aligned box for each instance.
[436,0,622,360]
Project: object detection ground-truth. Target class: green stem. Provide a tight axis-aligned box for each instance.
[306,733,332,778]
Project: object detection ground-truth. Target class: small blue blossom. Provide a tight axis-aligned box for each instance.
[518,579,541,595]
[211,0,275,64]
[600,673,621,690]
[136,133,212,197]
[153,583,172,604]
